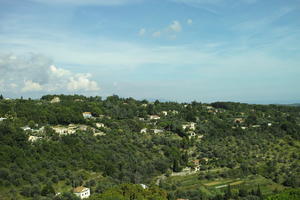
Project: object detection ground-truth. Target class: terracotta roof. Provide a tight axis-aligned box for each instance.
[193,159,200,165]
[73,186,88,193]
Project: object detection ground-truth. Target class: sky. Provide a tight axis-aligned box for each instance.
[0,0,300,103]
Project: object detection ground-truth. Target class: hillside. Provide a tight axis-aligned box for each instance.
[0,95,299,200]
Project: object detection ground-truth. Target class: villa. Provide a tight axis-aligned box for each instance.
[73,186,90,199]
[82,112,92,119]
[149,115,160,120]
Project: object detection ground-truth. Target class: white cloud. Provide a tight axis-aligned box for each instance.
[67,74,100,91]
[169,21,182,32]
[152,31,161,38]
[151,20,182,39]
[22,80,43,92]
[187,19,193,25]
[138,28,146,36]
[0,54,100,94]
[50,65,70,77]
[10,83,18,89]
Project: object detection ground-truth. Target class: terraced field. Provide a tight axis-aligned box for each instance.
[161,172,286,197]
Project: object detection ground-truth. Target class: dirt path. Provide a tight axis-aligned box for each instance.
[155,174,167,185]
[155,169,198,185]
[170,169,197,177]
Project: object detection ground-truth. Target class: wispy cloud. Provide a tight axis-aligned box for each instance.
[152,31,161,38]
[29,0,142,6]
[170,0,223,5]
[233,7,296,32]
[138,28,146,36]
[240,0,258,4]
[187,19,193,25]
[150,20,183,38]
[229,6,300,52]
[169,0,259,14]
[170,0,258,5]
[168,20,182,32]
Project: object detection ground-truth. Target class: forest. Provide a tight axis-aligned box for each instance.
[0,94,299,200]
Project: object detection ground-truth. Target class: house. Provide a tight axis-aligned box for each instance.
[161,111,168,116]
[68,124,77,128]
[182,122,196,131]
[251,124,258,128]
[32,126,45,134]
[73,186,90,199]
[52,127,75,135]
[78,125,88,131]
[152,129,163,134]
[50,97,60,103]
[94,132,106,137]
[194,166,200,171]
[182,124,188,130]
[188,131,196,139]
[192,159,200,171]
[149,115,160,120]
[140,184,148,189]
[96,123,105,128]
[21,126,32,131]
[198,134,204,139]
[268,123,272,127]
[67,129,76,134]
[189,122,196,130]
[234,118,244,124]
[192,159,200,165]
[28,136,42,142]
[140,128,147,134]
[52,127,67,135]
[82,112,92,119]
[0,117,7,122]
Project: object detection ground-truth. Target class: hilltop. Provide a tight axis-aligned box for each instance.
[0,94,299,200]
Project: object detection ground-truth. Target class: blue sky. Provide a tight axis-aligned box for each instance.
[0,0,299,103]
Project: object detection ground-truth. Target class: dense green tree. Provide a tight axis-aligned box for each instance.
[41,184,55,196]
[0,95,300,199]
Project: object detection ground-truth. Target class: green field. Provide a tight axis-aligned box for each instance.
[161,172,286,197]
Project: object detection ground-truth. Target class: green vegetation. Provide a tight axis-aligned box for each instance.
[89,184,167,200]
[266,188,300,200]
[0,94,299,199]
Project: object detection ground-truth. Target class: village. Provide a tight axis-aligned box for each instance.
[0,95,289,200]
